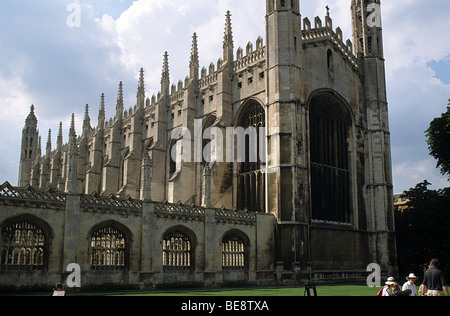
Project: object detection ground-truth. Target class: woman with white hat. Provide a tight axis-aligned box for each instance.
[402,273,418,296]
[382,277,396,296]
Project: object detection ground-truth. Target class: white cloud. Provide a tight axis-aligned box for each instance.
[381,0,450,192]
[393,159,449,193]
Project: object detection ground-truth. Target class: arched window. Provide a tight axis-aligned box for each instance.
[327,49,333,71]
[1,218,48,270]
[222,232,248,271]
[237,102,266,212]
[90,224,129,270]
[162,229,193,270]
[309,92,352,223]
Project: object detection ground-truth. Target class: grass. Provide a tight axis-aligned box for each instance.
[6,285,380,296]
[116,285,378,296]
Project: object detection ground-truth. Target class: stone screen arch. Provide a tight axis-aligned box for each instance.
[0,216,50,270]
[89,222,130,270]
[162,228,194,271]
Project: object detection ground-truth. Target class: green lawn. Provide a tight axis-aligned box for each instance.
[118,285,378,296]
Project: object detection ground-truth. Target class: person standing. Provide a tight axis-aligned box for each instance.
[423,259,449,296]
[402,273,418,296]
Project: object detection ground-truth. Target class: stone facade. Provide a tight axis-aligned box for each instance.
[0,182,275,291]
[3,0,397,291]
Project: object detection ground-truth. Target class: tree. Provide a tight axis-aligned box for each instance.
[395,181,450,280]
[426,101,450,178]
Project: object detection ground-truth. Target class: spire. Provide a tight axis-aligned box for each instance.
[83,104,91,136]
[66,113,78,194]
[137,68,145,108]
[98,93,105,129]
[25,104,38,127]
[161,52,170,85]
[223,11,234,62]
[189,33,199,80]
[46,129,52,156]
[161,52,170,99]
[224,11,233,47]
[138,68,145,96]
[57,122,63,150]
[69,113,77,139]
[116,81,124,121]
[68,113,78,154]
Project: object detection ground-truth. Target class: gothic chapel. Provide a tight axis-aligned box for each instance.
[1,0,397,290]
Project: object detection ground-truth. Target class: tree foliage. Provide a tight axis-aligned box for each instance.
[395,181,450,280]
[425,101,450,178]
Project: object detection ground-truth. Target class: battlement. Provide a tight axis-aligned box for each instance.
[302,15,358,69]
[233,37,266,73]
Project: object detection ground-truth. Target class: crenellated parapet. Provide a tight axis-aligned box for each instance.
[302,15,358,70]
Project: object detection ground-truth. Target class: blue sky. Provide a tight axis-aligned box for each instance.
[0,0,449,193]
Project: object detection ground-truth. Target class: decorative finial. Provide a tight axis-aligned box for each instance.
[161,52,170,84]
[69,113,76,138]
[138,68,145,96]
[190,33,199,68]
[116,81,124,121]
[224,11,233,47]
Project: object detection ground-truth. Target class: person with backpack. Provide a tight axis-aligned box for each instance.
[377,277,395,296]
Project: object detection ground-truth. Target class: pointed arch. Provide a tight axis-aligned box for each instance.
[221,229,250,271]
[162,225,196,271]
[88,221,132,270]
[0,214,52,270]
[234,99,266,212]
[308,90,353,223]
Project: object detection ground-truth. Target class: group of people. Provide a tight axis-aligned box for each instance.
[380,259,449,296]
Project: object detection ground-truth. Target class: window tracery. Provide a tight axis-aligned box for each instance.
[309,93,352,223]
[237,102,266,213]
[162,230,193,270]
[222,234,248,270]
[90,225,127,270]
[1,220,46,270]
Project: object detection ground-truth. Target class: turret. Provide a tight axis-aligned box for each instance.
[18,105,39,187]
[266,0,302,102]
[352,0,396,275]
[65,114,79,194]
[265,0,304,269]
[351,0,384,58]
